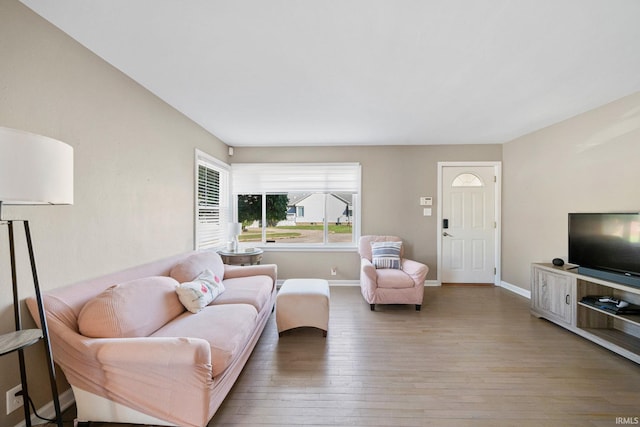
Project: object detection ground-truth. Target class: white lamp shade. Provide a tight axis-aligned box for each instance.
[228,222,242,236]
[0,127,74,205]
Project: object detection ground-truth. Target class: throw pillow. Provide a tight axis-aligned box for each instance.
[78,276,184,338]
[176,269,225,313]
[371,241,402,269]
[169,250,225,283]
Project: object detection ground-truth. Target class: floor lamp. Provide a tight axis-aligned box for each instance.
[0,127,73,427]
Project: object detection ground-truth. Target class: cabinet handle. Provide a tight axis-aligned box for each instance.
[565,294,570,305]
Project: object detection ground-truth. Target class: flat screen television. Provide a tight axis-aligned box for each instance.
[568,212,640,288]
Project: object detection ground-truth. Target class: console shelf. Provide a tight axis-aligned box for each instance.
[531,263,640,364]
[579,328,640,356]
[577,301,640,326]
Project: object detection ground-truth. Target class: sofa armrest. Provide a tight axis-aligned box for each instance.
[223,264,277,286]
[360,258,378,297]
[401,259,429,286]
[94,337,214,426]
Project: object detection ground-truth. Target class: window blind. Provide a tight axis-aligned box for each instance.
[231,163,361,193]
[195,151,229,249]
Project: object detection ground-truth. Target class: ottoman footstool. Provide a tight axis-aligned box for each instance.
[276,279,330,337]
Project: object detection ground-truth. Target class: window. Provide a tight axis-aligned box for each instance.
[452,173,483,187]
[195,150,230,249]
[231,163,361,247]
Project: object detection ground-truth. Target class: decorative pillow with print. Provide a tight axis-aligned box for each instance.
[371,241,402,269]
[176,269,225,313]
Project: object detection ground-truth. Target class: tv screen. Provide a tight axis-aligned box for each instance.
[568,212,640,279]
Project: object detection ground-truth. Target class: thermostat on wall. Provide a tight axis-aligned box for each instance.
[420,197,432,206]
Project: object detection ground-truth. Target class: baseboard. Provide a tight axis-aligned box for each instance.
[499,280,531,299]
[327,280,361,286]
[276,279,360,288]
[13,387,75,427]
[276,280,441,287]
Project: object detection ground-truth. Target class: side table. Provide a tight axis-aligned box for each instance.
[217,248,264,266]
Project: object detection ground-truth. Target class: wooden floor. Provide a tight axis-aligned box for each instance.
[53,286,640,427]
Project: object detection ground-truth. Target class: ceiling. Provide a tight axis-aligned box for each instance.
[20,0,640,147]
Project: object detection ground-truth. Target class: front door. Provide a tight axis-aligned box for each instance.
[440,164,497,284]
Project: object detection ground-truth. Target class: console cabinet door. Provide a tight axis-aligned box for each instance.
[532,267,574,326]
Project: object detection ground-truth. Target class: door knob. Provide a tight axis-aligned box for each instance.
[443,231,453,237]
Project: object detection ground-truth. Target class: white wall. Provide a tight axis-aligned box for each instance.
[0,2,228,424]
[502,91,640,291]
[292,193,349,224]
[296,193,326,223]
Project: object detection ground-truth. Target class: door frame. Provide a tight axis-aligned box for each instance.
[437,161,502,286]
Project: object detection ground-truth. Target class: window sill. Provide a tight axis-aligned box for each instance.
[252,244,358,253]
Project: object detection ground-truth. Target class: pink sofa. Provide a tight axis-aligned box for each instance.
[26,250,277,427]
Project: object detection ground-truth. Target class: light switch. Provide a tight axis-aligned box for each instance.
[423,208,432,216]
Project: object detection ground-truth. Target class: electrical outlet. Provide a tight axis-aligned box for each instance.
[331,267,337,276]
[6,384,23,414]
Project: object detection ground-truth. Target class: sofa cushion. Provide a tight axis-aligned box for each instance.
[371,241,402,269]
[213,275,273,312]
[77,276,184,338]
[169,250,225,283]
[176,269,226,313]
[151,303,258,377]
[376,268,415,289]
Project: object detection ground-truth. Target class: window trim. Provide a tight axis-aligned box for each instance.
[231,163,361,249]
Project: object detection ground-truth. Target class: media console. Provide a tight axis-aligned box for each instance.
[531,263,640,364]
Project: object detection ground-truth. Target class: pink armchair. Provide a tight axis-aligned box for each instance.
[358,235,429,311]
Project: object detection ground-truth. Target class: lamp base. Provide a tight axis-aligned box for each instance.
[1,220,63,427]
